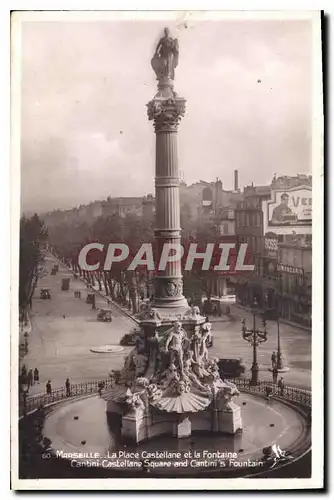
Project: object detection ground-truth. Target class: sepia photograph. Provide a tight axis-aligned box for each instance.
[11,10,323,490]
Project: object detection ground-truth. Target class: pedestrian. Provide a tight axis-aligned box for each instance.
[98,381,105,396]
[278,377,285,396]
[21,364,27,378]
[46,380,52,395]
[27,369,33,389]
[65,378,71,397]
[33,367,39,384]
[272,366,278,385]
[78,291,81,299]
[63,314,66,319]
[265,386,273,400]
[271,351,277,369]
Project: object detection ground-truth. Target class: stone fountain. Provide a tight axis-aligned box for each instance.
[103,28,242,443]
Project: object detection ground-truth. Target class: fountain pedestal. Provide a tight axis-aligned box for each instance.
[217,402,243,434]
[173,416,191,438]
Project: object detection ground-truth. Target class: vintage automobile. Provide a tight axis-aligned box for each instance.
[61,278,70,291]
[217,358,246,379]
[120,328,141,346]
[97,309,112,322]
[86,293,95,304]
[40,288,51,300]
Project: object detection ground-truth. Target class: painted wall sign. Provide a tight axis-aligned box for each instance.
[277,263,304,276]
[262,185,312,235]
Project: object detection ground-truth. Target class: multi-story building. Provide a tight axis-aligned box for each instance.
[232,175,312,327]
[101,197,143,218]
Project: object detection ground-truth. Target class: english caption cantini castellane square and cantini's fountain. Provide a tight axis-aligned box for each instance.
[103,28,242,443]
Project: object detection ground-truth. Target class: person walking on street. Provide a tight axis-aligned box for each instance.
[272,366,278,385]
[65,378,71,397]
[33,367,39,384]
[27,369,33,389]
[21,364,27,379]
[46,380,52,395]
[278,377,285,396]
[271,351,277,370]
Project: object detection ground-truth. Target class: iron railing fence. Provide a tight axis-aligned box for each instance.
[230,377,311,407]
[20,378,113,416]
[19,376,311,417]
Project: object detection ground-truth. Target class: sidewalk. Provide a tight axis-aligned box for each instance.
[232,303,311,333]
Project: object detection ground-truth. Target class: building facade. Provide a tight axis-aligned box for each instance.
[233,176,312,327]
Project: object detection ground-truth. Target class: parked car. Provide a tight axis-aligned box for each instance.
[61,278,70,291]
[86,293,95,304]
[97,309,112,322]
[217,358,246,379]
[40,288,51,300]
[120,328,140,346]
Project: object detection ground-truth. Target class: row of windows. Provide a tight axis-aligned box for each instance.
[238,235,262,254]
[235,211,261,228]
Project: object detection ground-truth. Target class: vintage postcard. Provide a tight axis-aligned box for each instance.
[11,10,324,490]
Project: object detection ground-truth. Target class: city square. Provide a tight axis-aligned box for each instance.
[14,12,321,487]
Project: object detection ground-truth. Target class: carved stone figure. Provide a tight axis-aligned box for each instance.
[161,321,187,373]
[133,353,148,377]
[136,377,150,388]
[147,383,163,400]
[161,362,180,389]
[139,306,162,322]
[151,27,179,81]
[125,389,145,411]
[183,352,211,393]
[174,379,190,396]
[199,320,213,363]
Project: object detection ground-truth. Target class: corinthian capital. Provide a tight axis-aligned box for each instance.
[147,97,186,132]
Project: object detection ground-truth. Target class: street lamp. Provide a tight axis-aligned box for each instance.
[272,273,289,372]
[242,298,267,386]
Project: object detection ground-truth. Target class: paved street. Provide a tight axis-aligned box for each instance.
[23,255,136,395]
[22,255,311,397]
[209,305,311,389]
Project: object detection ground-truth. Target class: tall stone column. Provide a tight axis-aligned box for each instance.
[147,82,188,311]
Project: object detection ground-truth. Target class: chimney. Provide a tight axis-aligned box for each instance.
[234,169,239,191]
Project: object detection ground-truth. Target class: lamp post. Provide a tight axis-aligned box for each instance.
[274,272,288,372]
[242,299,267,385]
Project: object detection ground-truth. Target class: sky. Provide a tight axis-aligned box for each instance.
[20,14,314,213]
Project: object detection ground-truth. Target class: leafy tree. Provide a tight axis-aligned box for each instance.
[19,214,48,314]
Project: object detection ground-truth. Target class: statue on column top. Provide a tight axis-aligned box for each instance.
[151,27,179,81]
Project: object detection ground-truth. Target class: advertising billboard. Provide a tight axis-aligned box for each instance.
[263,185,312,235]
